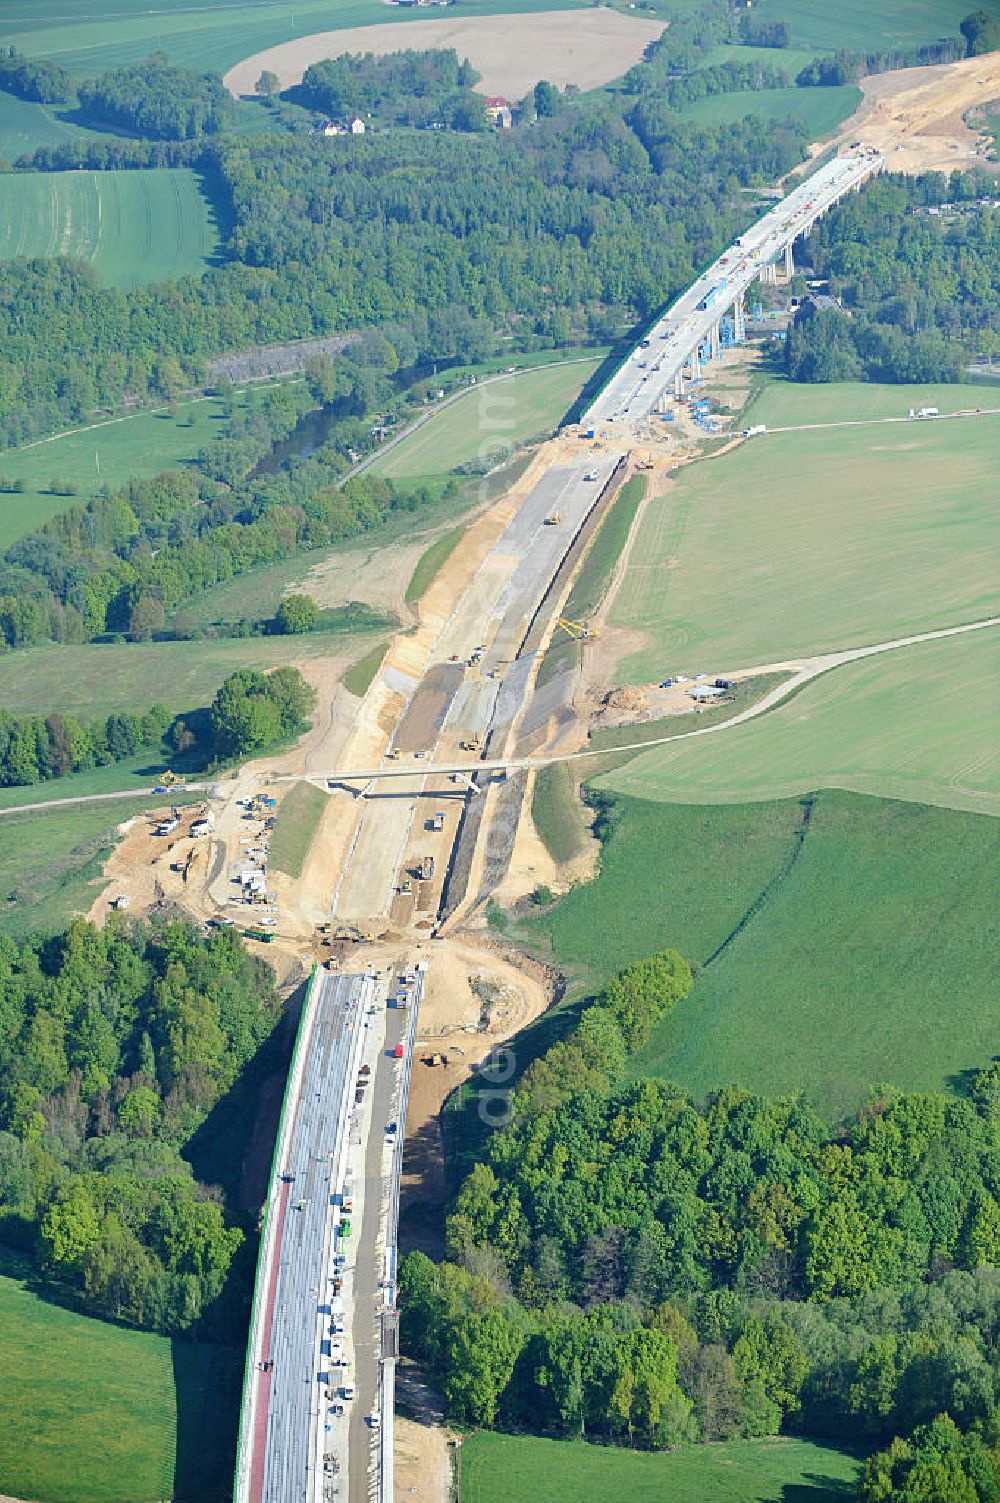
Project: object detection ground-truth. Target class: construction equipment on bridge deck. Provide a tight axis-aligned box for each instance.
[544,510,562,525]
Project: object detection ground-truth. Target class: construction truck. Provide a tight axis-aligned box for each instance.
[461,735,482,753]
[430,811,445,832]
[544,511,561,525]
[418,855,435,881]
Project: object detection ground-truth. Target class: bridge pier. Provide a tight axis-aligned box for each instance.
[784,242,795,279]
[710,322,721,360]
[674,371,684,400]
[761,262,778,287]
[732,296,745,342]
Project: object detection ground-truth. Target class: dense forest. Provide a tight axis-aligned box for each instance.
[0,93,808,449]
[76,55,234,139]
[402,950,1000,1467]
[0,363,447,651]
[786,171,1000,382]
[0,918,279,1332]
[296,48,487,130]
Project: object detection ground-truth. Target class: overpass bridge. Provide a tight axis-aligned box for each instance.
[583,149,884,430]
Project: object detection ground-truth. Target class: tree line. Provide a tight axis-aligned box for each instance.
[401,949,1000,1466]
[0,661,315,784]
[0,703,170,787]
[786,171,1000,383]
[0,48,233,139]
[0,918,279,1332]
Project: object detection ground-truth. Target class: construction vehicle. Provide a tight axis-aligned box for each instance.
[243,927,274,944]
[430,811,445,832]
[398,877,412,895]
[152,769,183,792]
[418,854,435,881]
[544,510,562,525]
[555,617,595,641]
[460,735,482,753]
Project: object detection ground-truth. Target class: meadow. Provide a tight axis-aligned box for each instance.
[0,168,220,289]
[460,1432,859,1503]
[680,84,860,137]
[0,391,249,550]
[520,786,1000,1121]
[600,626,1000,817]
[609,400,1000,676]
[370,358,602,482]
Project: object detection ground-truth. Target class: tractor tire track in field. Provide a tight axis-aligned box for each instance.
[702,791,817,970]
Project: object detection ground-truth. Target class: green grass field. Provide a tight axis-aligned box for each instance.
[343,641,388,698]
[0,0,594,77]
[0,631,379,720]
[695,42,824,76]
[521,789,806,993]
[0,89,90,160]
[461,1432,859,1503]
[667,0,992,51]
[0,1249,239,1503]
[630,790,1000,1120]
[371,359,602,482]
[405,525,465,604]
[0,797,148,934]
[680,84,860,137]
[610,398,1000,677]
[744,377,998,429]
[601,626,1000,816]
[0,392,251,550]
[521,785,1000,1121]
[0,168,220,289]
[269,779,327,877]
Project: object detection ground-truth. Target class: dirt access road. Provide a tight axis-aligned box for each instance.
[225,8,663,100]
[828,51,1000,173]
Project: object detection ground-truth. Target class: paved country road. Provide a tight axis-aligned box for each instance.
[4,615,998,816]
[304,614,1000,785]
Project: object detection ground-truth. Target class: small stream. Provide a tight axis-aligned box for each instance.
[253,405,338,474]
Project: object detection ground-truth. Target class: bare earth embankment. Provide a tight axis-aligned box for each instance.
[225,9,664,100]
[828,51,1000,172]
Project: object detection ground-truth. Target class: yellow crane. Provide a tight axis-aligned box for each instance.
[555,617,596,641]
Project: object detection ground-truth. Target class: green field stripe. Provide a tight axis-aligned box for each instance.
[0,167,219,288]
